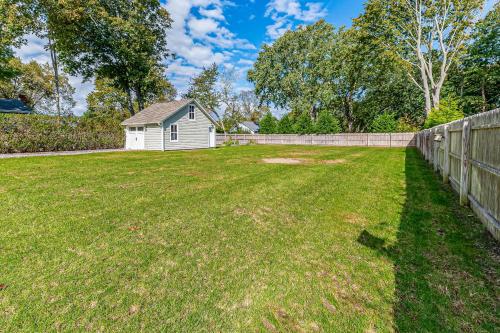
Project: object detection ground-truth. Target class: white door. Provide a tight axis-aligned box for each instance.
[126,126,145,150]
[208,126,215,148]
[135,126,145,149]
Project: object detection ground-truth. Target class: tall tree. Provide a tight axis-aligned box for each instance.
[249,21,377,131]
[137,66,177,107]
[238,90,267,122]
[183,63,219,111]
[0,57,75,114]
[248,20,337,119]
[450,3,499,114]
[86,77,130,120]
[219,68,243,134]
[360,0,483,116]
[27,0,64,117]
[47,0,172,115]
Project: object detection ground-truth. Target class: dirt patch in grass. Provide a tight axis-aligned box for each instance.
[262,158,303,164]
[343,212,368,226]
[322,159,347,164]
[287,151,321,156]
[262,158,347,165]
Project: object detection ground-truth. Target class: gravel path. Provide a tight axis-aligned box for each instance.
[0,149,126,159]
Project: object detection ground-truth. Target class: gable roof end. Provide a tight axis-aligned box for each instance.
[121,99,218,126]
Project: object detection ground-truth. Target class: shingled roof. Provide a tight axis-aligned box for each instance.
[121,99,196,126]
[0,99,33,114]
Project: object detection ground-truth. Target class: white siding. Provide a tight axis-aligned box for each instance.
[163,104,212,150]
[144,124,162,150]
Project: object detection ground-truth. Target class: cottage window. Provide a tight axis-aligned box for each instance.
[188,105,195,120]
[170,124,178,142]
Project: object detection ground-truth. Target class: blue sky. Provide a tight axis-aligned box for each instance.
[14,0,497,115]
[164,0,365,98]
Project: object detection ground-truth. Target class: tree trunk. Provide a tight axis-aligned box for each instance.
[48,35,61,120]
[125,85,135,116]
[481,80,486,113]
[418,57,432,116]
[432,86,441,110]
[135,86,144,111]
[346,95,354,132]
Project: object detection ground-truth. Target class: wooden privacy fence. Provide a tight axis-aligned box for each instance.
[216,133,416,147]
[415,108,500,240]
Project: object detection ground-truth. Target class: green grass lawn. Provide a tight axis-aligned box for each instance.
[0,145,498,332]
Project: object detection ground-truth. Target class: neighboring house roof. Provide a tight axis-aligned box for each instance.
[0,99,33,114]
[240,121,259,132]
[121,99,217,126]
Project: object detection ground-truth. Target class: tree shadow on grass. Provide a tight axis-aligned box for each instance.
[358,148,499,332]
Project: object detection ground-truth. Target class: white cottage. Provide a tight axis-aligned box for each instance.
[121,99,218,150]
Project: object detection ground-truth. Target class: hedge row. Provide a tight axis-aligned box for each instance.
[0,114,124,153]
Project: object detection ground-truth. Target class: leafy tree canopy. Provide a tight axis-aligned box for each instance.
[248,20,337,118]
[0,57,75,114]
[448,3,499,114]
[46,0,172,114]
[183,63,219,112]
[0,0,35,79]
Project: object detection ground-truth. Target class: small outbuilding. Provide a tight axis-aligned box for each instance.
[237,121,260,134]
[121,99,218,151]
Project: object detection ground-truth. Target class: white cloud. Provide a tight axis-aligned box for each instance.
[264,0,327,39]
[164,0,256,96]
[14,34,50,64]
[199,7,225,20]
[266,18,293,39]
[237,59,255,66]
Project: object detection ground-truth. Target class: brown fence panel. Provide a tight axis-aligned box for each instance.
[217,133,416,148]
[415,108,500,240]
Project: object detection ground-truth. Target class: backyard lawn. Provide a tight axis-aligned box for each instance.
[0,145,498,332]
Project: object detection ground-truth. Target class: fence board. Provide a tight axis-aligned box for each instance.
[217,133,416,148]
[415,108,500,240]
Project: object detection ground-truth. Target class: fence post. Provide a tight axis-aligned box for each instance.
[433,129,439,172]
[425,131,430,161]
[443,125,450,183]
[428,129,433,164]
[459,120,471,206]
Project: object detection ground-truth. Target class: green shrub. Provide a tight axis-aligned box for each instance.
[259,112,278,134]
[277,114,293,133]
[370,113,397,133]
[293,111,314,134]
[424,98,464,129]
[223,137,239,146]
[0,114,124,153]
[396,115,420,132]
[315,110,341,134]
